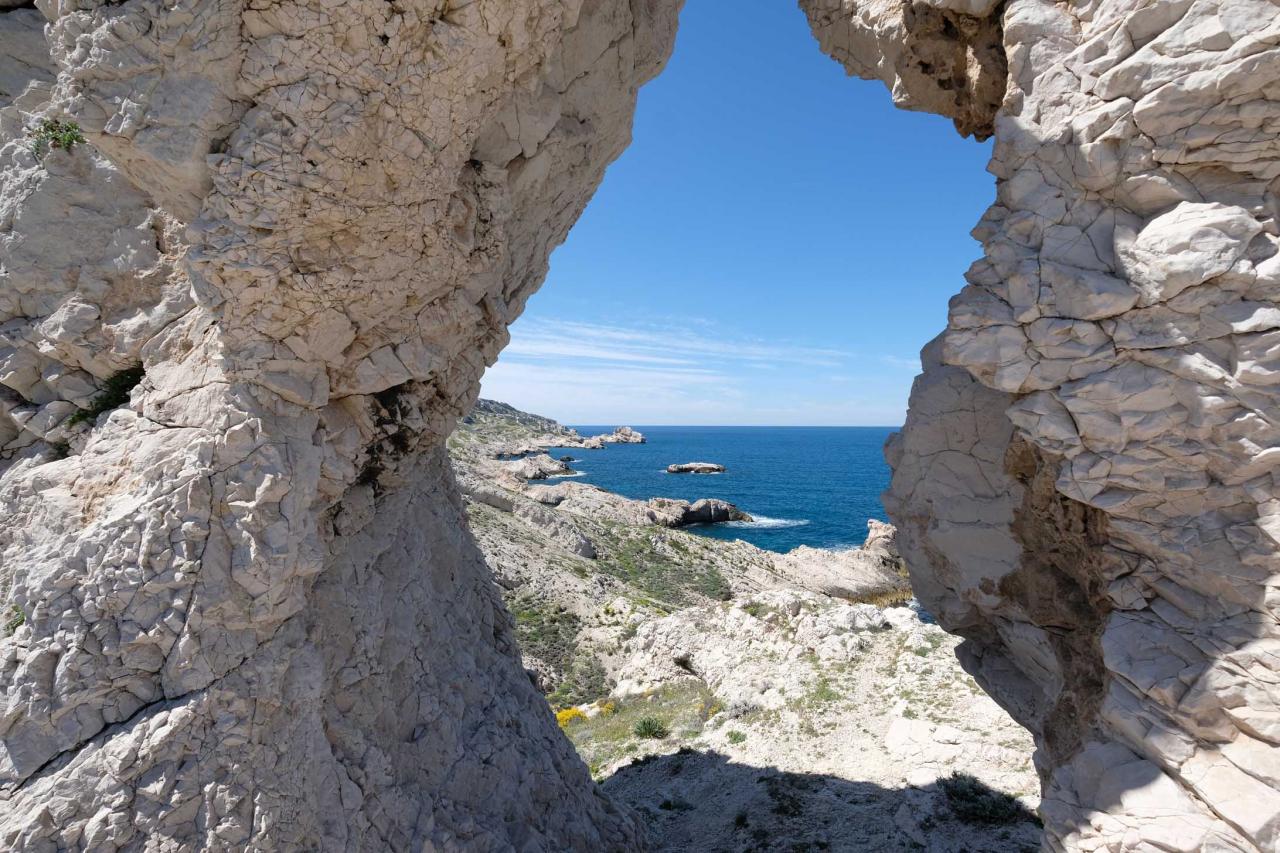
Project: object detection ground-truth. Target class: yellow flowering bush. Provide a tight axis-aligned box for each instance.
[556,707,586,728]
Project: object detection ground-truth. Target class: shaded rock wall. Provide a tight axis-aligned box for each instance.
[805,0,1280,849]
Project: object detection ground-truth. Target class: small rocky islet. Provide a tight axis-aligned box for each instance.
[666,461,726,474]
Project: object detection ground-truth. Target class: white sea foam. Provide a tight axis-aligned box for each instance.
[722,514,810,530]
[546,471,587,479]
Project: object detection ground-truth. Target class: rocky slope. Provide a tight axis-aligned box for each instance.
[0,0,1275,849]
[569,591,1040,852]
[448,399,907,704]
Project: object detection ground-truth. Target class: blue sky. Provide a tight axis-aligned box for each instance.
[480,1,994,426]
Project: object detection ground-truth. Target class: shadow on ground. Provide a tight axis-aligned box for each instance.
[601,748,1042,852]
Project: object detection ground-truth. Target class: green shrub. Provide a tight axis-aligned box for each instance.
[67,367,145,428]
[28,119,87,159]
[549,654,610,708]
[940,772,1040,826]
[510,595,581,677]
[633,716,668,739]
[727,729,747,744]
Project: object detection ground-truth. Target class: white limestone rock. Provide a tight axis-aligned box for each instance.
[0,0,681,848]
[831,0,1280,848]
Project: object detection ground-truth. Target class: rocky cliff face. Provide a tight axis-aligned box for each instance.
[0,0,1275,850]
[0,0,676,848]
[813,0,1280,849]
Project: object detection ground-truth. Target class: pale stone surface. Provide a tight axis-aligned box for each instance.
[772,520,906,602]
[594,590,1040,852]
[825,0,1280,849]
[666,461,725,473]
[0,0,678,848]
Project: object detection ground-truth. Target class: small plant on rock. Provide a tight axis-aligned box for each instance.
[27,118,87,159]
[633,716,668,739]
[5,605,25,636]
[67,366,145,428]
[727,729,747,744]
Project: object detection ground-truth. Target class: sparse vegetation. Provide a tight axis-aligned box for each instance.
[798,676,841,709]
[560,683,718,772]
[5,605,25,636]
[66,367,145,428]
[940,772,1040,826]
[27,118,87,159]
[593,522,733,607]
[550,653,610,707]
[510,595,580,677]
[727,729,747,744]
[633,716,668,739]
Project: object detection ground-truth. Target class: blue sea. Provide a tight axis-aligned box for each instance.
[549,426,896,553]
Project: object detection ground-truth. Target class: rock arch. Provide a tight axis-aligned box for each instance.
[0,0,1275,850]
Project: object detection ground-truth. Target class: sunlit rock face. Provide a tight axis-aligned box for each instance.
[0,0,675,847]
[808,0,1280,848]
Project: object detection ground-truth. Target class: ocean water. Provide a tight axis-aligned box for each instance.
[549,426,896,553]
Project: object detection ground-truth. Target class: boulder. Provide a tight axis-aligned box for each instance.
[772,521,908,602]
[680,498,752,525]
[506,453,573,480]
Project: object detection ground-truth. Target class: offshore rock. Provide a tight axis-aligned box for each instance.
[667,461,726,474]
[598,425,646,444]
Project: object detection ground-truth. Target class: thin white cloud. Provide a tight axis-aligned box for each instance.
[478,316,905,424]
[498,318,856,371]
[502,338,698,366]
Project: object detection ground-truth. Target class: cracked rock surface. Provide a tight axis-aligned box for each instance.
[809,0,1280,849]
[0,0,676,848]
